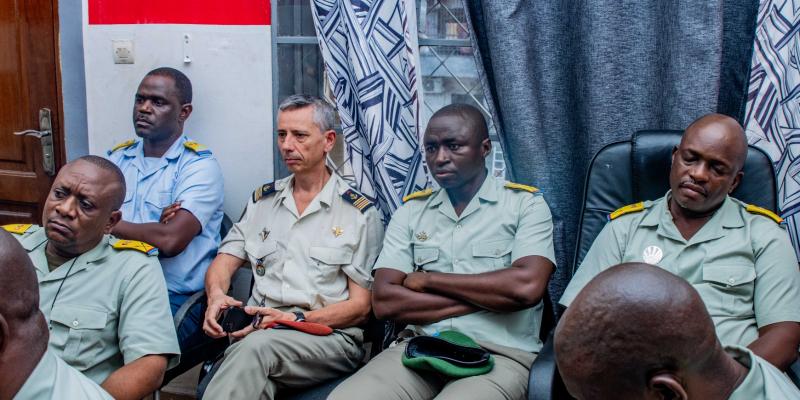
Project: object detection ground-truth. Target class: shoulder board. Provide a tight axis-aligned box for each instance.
[504,182,539,193]
[183,140,212,156]
[402,188,433,203]
[252,182,276,203]
[745,204,784,224]
[2,223,33,235]
[106,139,136,156]
[609,202,645,220]
[111,239,158,256]
[342,189,374,213]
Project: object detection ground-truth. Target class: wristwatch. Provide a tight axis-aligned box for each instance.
[293,311,306,322]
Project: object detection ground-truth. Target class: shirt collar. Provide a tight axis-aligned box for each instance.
[276,170,339,217]
[122,135,186,160]
[27,230,112,282]
[726,345,760,400]
[643,191,744,243]
[427,172,497,208]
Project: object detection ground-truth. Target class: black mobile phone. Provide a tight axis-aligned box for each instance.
[219,306,251,333]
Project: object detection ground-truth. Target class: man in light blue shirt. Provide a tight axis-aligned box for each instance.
[106,67,223,376]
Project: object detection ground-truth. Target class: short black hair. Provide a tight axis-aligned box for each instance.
[430,103,489,142]
[75,155,126,209]
[145,67,193,104]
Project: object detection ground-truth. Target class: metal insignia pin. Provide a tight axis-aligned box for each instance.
[415,231,428,242]
[642,245,663,265]
[255,257,266,276]
[332,226,343,237]
[260,228,270,242]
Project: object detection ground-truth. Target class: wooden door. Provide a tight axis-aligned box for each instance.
[0,0,64,225]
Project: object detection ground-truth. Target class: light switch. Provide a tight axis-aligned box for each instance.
[112,40,134,64]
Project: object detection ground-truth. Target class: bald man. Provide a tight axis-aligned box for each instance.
[556,263,800,399]
[1,156,179,400]
[560,113,800,370]
[0,230,112,399]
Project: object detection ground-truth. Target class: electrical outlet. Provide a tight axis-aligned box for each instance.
[112,40,134,64]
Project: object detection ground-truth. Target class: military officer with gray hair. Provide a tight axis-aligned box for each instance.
[201,94,384,399]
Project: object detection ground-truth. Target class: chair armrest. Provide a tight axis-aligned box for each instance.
[173,290,207,330]
[528,330,557,400]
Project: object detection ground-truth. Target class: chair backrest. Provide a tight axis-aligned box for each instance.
[572,129,777,276]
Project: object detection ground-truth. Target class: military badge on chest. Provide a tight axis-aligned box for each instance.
[642,245,663,265]
[255,257,266,276]
[415,231,429,242]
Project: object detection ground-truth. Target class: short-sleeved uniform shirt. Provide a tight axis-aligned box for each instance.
[11,226,180,383]
[107,136,224,295]
[376,174,556,353]
[218,173,384,310]
[727,346,800,399]
[561,193,800,347]
[15,349,113,399]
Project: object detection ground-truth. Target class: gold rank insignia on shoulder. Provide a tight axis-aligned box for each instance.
[111,239,158,256]
[504,182,539,193]
[402,188,433,203]
[184,140,212,155]
[745,204,784,224]
[252,182,276,203]
[106,139,136,156]
[342,189,374,213]
[609,202,645,221]
[2,223,33,235]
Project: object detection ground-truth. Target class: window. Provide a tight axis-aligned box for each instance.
[272,0,507,179]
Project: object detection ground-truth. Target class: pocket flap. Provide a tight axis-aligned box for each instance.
[472,240,512,258]
[702,264,756,286]
[245,239,278,259]
[145,191,172,208]
[413,246,439,265]
[50,306,107,330]
[309,247,353,265]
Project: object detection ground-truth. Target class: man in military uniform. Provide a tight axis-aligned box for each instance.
[106,67,224,363]
[329,104,556,400]
[556,263,800,400]
[201,95,384,399]
[0,230,112,400]
[560,114,800,370]
[2,156,179,400]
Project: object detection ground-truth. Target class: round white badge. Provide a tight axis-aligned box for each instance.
[642,245,663,265]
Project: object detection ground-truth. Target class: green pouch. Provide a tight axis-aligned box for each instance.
[401,330,494,378]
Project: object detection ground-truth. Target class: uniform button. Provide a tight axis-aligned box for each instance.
[72,320,79,327]
[454,259,459,263]
[456,224,462,229]
[728,278,735,285]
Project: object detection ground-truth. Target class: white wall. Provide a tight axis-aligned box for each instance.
[82,5,273,218]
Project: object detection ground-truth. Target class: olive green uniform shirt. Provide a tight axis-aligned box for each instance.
[218,173,384,310]
[561,193,800,347]
[12,226,180,383]
[727,346,800,399]
[14,349,113,399]
[375,174,556,353]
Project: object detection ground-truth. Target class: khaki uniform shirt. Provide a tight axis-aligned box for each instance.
[376,174,556,353]
[14,349,113,399]
[727,346,800,399]
[561,193,800,347]
[12,226,180,383]
[218,173,384,310]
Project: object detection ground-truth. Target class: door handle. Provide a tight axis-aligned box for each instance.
[13,108,55,176]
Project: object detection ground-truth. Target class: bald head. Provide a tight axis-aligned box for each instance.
[0,230,39,323]
[429,103,489,143]
[555,263,721,399]
[684,113,748,171]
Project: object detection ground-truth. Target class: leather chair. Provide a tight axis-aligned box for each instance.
[529,129,781,400]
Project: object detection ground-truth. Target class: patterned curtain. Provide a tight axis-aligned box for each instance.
[311,0,430,220]
[745,1,800,258]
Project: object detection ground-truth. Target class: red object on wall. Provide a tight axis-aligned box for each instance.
[88,0,271,25]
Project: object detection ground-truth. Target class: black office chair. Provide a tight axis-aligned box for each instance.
[528,129,782,400]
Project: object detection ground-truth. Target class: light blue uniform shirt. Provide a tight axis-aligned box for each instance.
[107,135,224,294]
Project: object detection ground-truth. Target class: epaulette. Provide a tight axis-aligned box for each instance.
[2,223,33,235]
[609,202,645,221]
[111,239,158,256]
[402,188,433,203]
[252,182,276,203]
[745,204,784,224]
[342,189,374,213]
[504,182,539,193]
[183,140,212,156]
[106,139,136,155]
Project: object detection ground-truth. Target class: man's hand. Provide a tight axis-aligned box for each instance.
[403,271,430,292]
[229,306,295,339]
[160,202,182,224]
[203,294,243,339]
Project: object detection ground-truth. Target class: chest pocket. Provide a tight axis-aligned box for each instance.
[700,264,756,317]
[472,239,513,270]
[245,239,279,271]
[309,247,353,284]
[144,191,173,220]
[412,246,440,271]
[49,306,108,371]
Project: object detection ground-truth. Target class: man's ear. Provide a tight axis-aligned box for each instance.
[105,210,122,234]
[179,104,193,123]
[481,138,492,158]
[671,145,678,165]
[0,314,8,356]
[648,372,688,400]
[323,130,336,153]
[729,170,744,194]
